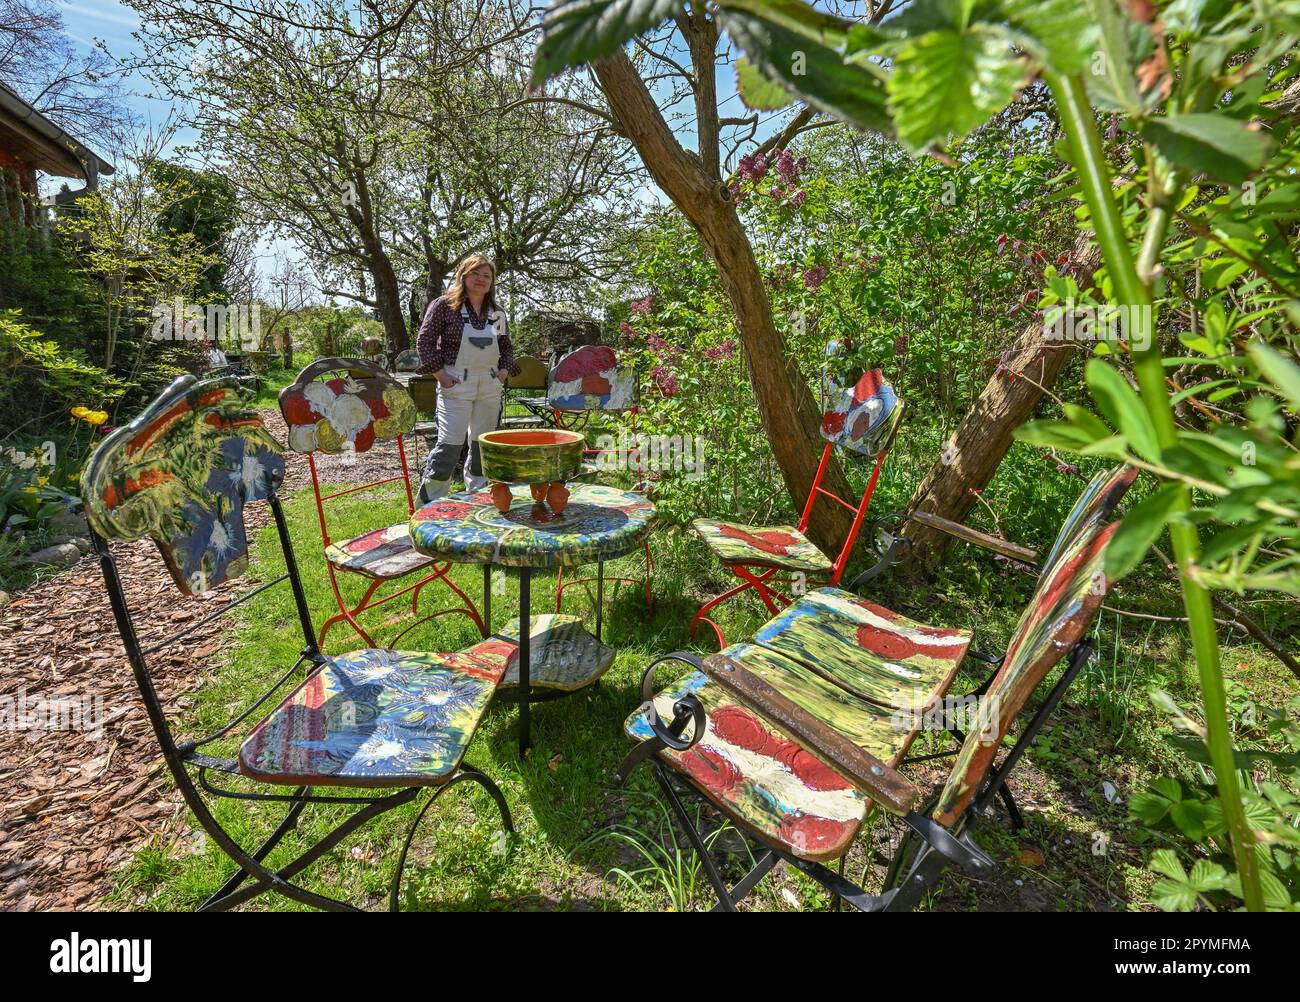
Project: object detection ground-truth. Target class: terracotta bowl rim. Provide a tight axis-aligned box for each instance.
[479,429,585,446]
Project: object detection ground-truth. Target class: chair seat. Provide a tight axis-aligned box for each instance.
[692,518,833,574]
[625,659,905,862]
[492,614,615,692]
[239,648,507,786]
[325,522,435,579]
[752,587,971,710]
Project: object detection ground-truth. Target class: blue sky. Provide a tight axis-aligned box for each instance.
[59,1,181,131]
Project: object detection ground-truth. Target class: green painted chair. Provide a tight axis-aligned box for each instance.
[81,374,515,911]
[618,465,1137,911]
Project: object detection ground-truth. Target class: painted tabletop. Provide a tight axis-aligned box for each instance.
[409,483,656,568]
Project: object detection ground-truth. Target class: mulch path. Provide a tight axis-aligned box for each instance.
[0,410,416,910]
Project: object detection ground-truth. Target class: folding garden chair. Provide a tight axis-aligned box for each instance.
[619,464,1137,911]
[545,344,654,614]
[279,358,484,649]
[501,355,551,429]
[81,374,514,911]
[690,369,903,648]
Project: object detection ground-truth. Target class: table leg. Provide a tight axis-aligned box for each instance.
[596,558,604,644]
[518,567,531,758]
[483,564,492,635]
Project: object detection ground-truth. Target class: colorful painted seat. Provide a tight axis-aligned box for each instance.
[751,588,971,709]
[495,613,616,692]
[240,647,509,786]
[280,358,484,649]
[690,370,904,648]
[324,522,433,579]
[81,375,514,912]
[691,520,833,574]
[621,465,1138,911]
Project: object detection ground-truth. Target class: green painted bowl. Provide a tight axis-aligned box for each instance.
[479,429,585,484]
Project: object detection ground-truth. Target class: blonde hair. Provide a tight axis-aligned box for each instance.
[446,254,496,314]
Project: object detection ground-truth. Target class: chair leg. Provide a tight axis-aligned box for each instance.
[389,764,514,911]
[999,783,1024,831]
[653,764,736,912]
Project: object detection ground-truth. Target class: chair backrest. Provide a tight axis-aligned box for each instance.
[279,357,420,543]
[508,355,549,390]
[932,465,1137,826]
[81,375,321,826]
[82,374,287,596]
[547,344,638,413]
[819,369,904,459]
[798,370,904,583]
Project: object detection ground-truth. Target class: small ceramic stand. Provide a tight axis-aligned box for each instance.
[479,428,585,516]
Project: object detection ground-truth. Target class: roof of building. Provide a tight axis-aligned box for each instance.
[0,81,115,181]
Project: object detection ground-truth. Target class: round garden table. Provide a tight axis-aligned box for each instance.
[409,482,656,755]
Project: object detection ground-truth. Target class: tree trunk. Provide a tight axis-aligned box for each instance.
[593,50,855,552]
[900,237,1100,570]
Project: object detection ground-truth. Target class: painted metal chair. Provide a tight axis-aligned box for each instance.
[81,374,514,911]
[690,369,904,648]
[619,464,1137,912]
[545,344,654,614]
[280,358,484,649]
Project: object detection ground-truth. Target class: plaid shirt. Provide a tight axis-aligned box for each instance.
[416,295,520,376]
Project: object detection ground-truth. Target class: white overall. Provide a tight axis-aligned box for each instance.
[421,305,506,499]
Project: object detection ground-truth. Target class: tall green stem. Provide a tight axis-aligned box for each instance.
[1046,72,1265,911]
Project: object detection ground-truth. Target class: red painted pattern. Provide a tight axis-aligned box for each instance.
[718,523,799,556]
[709,705,852,792]
[554,345,617,382]
[777,813,855,854]
[855,623,967,661]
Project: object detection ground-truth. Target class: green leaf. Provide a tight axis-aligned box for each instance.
[1105,483,1183,580]
[886,26,1026,154]
[1081,0,1141,115]
[532,0,683,85]
[719,5,894,136]
[735,56,795,110]
[1013,419,1099,452]
[1086,359,1161,461]
[1140,114,1273,186]
[1247,340,1300,410]
[1061,402,1114,441]
[1003,0,1100,74]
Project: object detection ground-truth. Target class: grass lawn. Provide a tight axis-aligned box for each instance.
[105,448,1300,911]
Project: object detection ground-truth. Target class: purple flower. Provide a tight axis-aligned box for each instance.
[738,152,767,182]
[629,295,653,315]
[803,265,827,291]
[775,148,797,182]
[789,189,807,209]
[619,321,636,341]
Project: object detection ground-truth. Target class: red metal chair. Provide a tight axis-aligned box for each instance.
[546,344,655,613]
[279,358,484,649]
[690,370,904,648]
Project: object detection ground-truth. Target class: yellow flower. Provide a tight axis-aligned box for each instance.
[23,485,37,494]
[71,406,90,420]
[86,410,109,426]
[36,475,50,486]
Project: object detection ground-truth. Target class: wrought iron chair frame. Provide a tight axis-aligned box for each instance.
[617,633,1092,912]
[91,489,513,912]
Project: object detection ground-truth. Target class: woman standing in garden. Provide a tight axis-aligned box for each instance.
[415,253,520,501]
